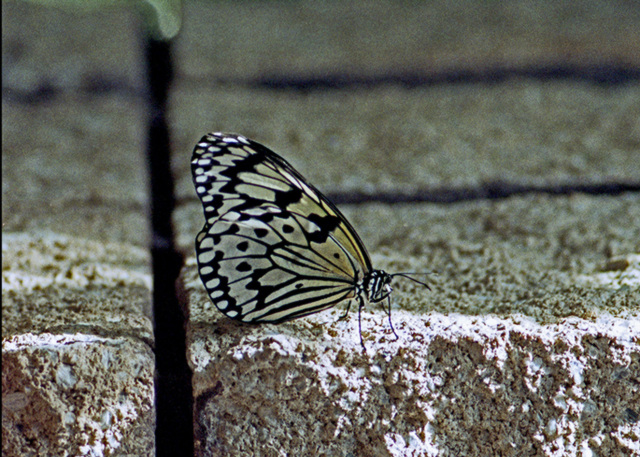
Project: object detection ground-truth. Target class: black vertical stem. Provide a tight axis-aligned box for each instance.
[145,36,194,456]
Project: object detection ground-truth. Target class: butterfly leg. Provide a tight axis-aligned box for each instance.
[386,296,399,341]
[338,300,353,320]
[357,296,366,352]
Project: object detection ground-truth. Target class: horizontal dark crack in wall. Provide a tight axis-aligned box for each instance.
[1,77,143,104]
[4,63,639,104]
[325,181,640,205]
[225,63,640,91]
[176,181,640,209]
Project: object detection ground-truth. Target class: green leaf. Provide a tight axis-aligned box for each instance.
[19,0,182,39]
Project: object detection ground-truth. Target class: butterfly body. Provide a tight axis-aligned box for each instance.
[192,133,397,345]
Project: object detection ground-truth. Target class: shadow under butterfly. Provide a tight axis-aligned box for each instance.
[191,132,430,350]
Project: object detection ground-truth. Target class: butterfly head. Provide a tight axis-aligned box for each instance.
[365,270,432,303]
[366,270,393,303]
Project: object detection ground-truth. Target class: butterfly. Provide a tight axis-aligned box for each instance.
[191,132,428,349]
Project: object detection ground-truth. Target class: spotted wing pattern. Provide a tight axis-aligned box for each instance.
[191,132,375,323]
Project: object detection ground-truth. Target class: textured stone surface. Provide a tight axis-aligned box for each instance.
[178,192,640,322]
[170,83,640,202]
[2,0,142,95]
[2,233,152,341]
[175,1,640,79]
[2,95,148,245]
[2,3,152,455]
[180,192,639,456]
[2,333,155,457]
[339,194,640,321]
[183,292,638,456]
[2,233,154,457]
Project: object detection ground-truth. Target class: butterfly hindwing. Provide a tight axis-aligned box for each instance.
[192,133,374,323]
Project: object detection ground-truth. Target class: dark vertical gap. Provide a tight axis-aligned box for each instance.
[145,37,194,456]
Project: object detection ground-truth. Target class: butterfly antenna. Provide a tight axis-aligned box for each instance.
[392,272,432,290]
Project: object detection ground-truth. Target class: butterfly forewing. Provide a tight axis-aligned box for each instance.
[192,133,374,323]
